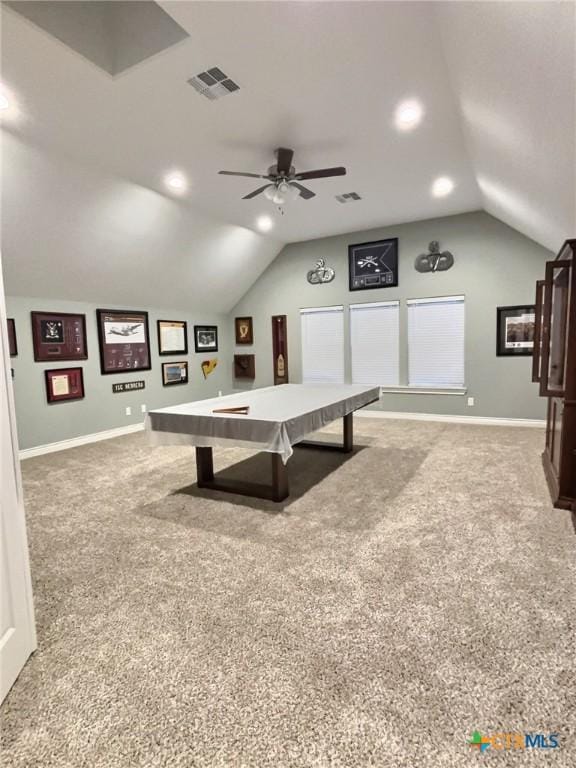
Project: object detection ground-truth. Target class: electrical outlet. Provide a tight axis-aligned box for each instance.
[125,406,132,416]
[141,404,146,413]
[467,397,475,407]
[218,390,223,397]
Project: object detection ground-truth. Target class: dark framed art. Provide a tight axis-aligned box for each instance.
[162,361,189,386]
[157,319,188,356]
[496,305,536,356]
[348,238,399,291]
[272,315,289,385]
[96,309,151,374]
[235,317,253,345]
[31,311,87,362]
[234,354,255,379]
[7,318,17,356]
[194,325,218,353]
[45,367,84,403]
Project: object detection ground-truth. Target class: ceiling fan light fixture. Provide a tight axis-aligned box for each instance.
[287,184,300,201]
[264,186,276,201]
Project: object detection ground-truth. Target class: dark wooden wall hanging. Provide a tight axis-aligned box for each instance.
[272,315,288,385]
[234,354,255,379]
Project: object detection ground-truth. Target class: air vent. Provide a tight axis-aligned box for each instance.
[188,68,240,100]
[335,192,362,203]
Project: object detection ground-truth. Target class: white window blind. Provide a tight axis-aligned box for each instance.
[300,306,344,384]
[407,296,465,387]
[350,301,400,386]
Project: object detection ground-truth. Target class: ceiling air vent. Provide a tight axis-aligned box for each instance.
[187,67,240,100]
[335,192,362,203]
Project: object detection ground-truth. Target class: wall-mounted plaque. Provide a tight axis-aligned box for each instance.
[162,361,189,386]
[235,317,253,345]
[234,354,255,379]
[349,238,399,291]
[272,315,288,385]
[157,320,188,356]
[497,305,535,357]
[112,381,145,393]
[7,319,17,357]
[31,312,87,362]
[45,367,84,403]
[96,309,151,374]
[194,325,218,353]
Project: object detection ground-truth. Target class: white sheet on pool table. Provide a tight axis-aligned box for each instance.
[145,384,379,463]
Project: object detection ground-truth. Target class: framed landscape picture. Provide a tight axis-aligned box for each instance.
[7,318,17,356]
[162,361,189,386]
[194,325,218,353]
[235,317,253,345]
[96,309,151,374]
[45,367,84,403]
[157,320,188,356]
[31,311,87,362]
[348,238,399,291]
[496,305,535,356]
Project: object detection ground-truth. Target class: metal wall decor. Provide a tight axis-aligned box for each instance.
[307,258,335,284]
[415,241,454,273]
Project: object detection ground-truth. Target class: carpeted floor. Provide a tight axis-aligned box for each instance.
[1,418,575,767]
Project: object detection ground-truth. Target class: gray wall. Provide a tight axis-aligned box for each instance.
[230,211,551,419]
[7,297,232,450]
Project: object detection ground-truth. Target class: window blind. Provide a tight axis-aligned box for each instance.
[350,301,400,386]
[407,296,465,387]
[300,305,344,384]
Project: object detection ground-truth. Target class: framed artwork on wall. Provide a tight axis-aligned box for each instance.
[235,317,253,344]
[194,325,218,353]
[96,309,151,374]
[7,319,17,356]
[348,238,399,291]
[496,305,536,356]
[157,320,188,356]
[272,315,288,385]
[162,361,189,386]
[31,311,88,362]
[45,367,84,403]
[234,354,255,379]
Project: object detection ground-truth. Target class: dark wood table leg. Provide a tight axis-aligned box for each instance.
[343,412,353,453]
[195,447,214,487]
[271,453,289,502]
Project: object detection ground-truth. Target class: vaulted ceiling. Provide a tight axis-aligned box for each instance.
[1,1,574,310]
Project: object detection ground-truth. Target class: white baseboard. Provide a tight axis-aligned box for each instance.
[356,410,546,428]
[19,422,145,460]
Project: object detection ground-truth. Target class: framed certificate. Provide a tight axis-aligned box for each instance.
[96,309,151,374]
[496,305,535,356]
[7,319,17,357]
[157,320,188,356]
[162,361,189,386]
[45,367,85,403]
[31,312,87,362]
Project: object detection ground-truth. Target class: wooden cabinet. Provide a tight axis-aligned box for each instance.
[533,239,576,510]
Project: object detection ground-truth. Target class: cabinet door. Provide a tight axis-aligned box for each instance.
[540,260,572,397]
[532,279,546,383]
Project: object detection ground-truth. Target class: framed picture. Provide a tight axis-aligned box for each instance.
[7,319,17,357]
[234,354,255,379]
[96,309,151,374]
[497,305,536,356]
[235,317,253,345]
[157,320,188,356]
[45,367,84,403]
[31,312,87,362]
[162,361,189,386]
[194,325,218,353]
[349,238,399,291]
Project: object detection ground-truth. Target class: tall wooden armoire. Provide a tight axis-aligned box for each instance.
[533,239,576,510]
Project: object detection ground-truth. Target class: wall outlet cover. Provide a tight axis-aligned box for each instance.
[467,397,475,407]
[125,406,132,416]
[141,404,146,413]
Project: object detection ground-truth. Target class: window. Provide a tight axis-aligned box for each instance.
[350,301,400,386]
[407,296,465,387]
[300,306,344,384]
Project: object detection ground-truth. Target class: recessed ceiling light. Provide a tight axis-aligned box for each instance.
[432,176,455,197]
[0,92,9,111]
[256,215,273,233]
[394,99,424,131]
[164,172,187,193]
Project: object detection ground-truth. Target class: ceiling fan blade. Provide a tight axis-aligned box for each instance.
[291,182,316,200]
[219,171,268,179]
[242,184,273,200]
[276,147,294,175]
[295,166,347,181]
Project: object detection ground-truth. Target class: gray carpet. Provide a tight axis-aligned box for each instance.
[1,418,575,767]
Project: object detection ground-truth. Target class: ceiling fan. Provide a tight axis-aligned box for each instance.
[218,147,346,204]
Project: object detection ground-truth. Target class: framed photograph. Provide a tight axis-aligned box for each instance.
[235,317,253,345]
[162,361,189,386]
[194,325,218,353]
[348,238,399,291]
[497,305,536,356]
[234,354,255,379]
[31,311,87,362]
[157,320,188,356]
[45,367,84,403]
[96,309,151,374]
[7,318,17,357]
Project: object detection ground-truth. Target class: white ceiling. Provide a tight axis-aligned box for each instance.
[1,1,574,308]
